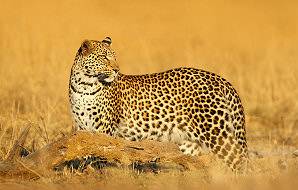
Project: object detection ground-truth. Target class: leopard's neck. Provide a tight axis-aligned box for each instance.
[69,70,118,132]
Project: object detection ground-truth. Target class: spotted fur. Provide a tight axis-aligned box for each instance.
[69,37,248,171]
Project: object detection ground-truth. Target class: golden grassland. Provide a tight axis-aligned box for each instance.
[0,0,298,189]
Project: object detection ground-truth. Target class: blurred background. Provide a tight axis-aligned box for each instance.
[0,0,297,179]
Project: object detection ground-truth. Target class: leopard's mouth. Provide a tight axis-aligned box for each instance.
[96,72,118,83]
[96,73,109,82]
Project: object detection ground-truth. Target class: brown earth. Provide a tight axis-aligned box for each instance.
[0,128,212,180]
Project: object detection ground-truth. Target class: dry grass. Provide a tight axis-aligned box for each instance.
[0,0,298,189]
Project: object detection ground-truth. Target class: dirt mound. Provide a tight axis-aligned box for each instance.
[0,127,213,179]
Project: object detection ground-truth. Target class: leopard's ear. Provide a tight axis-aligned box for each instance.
[102,37,112,46]
[79,40,93,56]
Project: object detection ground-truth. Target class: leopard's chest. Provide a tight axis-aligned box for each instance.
[70,91,115,132]
[70,92,95,130]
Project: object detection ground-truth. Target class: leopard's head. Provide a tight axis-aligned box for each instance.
[72,37,119,83]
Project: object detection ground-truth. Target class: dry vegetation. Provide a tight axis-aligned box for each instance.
[0,0,298,189]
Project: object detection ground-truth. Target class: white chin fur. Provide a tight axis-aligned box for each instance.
[104,77,114,83]
[104,72,118,83]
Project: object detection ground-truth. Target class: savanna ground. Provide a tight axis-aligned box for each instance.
[0,0,298,189]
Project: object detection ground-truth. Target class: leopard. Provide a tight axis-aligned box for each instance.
[69,37,248,171]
